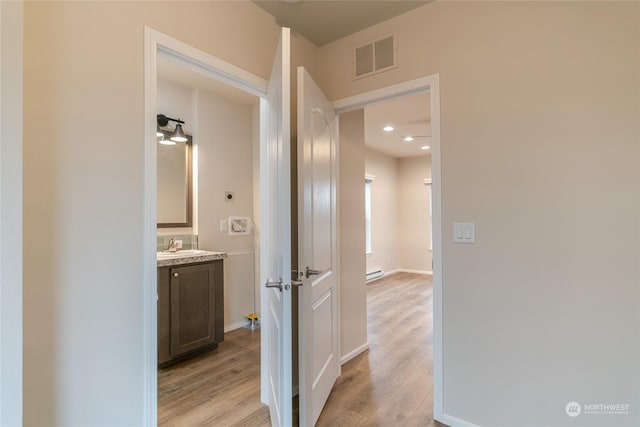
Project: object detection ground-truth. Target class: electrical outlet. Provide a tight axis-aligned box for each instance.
[175,239,183,249]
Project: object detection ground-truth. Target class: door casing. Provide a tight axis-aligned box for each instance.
[143,27,270,426]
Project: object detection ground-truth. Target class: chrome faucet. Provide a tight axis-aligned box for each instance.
[166,237,179,252]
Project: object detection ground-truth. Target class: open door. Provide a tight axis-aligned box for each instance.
[261,28,292,427]
[297,67,340,426]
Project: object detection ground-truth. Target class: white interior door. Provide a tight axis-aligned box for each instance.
[261,27,292,427]
[297,66,340,426]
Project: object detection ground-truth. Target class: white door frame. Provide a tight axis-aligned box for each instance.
[0,1,24,425]
[332,74,443,421]
[143,28,269,426]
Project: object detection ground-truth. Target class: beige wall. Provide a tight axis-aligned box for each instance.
[339,110,368,360]
[320,2,640,426]
[365,150,432,274]
[1,1,23,424]
[23,2,280,424]
[195,89,257,331]
[398,155,432,272]
[364,148,399,274]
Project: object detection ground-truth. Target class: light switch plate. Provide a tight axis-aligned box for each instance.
[453,223,475,244]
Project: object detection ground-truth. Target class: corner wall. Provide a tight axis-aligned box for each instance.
[339,110,368,361]
[398,155,432,273]
[364,148,399,274]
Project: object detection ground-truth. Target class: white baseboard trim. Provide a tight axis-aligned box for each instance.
[366,274,386,284]
[385,268,433,276]
[437,413,480,427]
[224,320,248,333]
[399,269,433,275]
[340,342,369,365]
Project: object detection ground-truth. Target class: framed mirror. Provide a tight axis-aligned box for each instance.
[157,131,192,228]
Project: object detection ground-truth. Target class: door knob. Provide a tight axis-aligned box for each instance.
[305,266,322,278]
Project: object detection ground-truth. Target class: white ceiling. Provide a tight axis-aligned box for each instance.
[365,93,431,158]
[157,52,259,107]
[252,0,429,46]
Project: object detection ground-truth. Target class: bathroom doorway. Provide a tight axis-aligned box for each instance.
[147,33,268,425]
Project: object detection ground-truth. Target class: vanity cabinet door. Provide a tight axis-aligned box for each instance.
[169,263,217,358]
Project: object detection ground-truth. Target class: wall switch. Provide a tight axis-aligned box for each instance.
[220,220,228,232]
[175,239,183,249]
[453,223,475,244]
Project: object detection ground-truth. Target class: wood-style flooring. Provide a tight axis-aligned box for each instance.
[158,272,443,426]
[316,272,443,427]
[158,327,270,426]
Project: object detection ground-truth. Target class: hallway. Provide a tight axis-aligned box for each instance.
[317,272,441,426]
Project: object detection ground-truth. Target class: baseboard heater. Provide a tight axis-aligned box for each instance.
[366,269,384,282]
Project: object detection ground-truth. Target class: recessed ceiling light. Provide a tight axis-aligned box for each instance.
[404,136,414,142]
[383,125,394,132]
[421,145,430,150]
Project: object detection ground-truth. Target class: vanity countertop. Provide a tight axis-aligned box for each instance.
[157,250,227,267]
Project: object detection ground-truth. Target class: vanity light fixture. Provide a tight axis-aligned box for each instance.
[383,125,394,132]
[158,134,176,146]
[157,114,188,143]
[171,124,187,143]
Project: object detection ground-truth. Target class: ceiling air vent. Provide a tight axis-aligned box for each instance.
[353,34,397,80]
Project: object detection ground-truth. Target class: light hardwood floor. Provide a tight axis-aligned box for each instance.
[316,272,443,427]
[158,272,443,426]
[158,327,270,426]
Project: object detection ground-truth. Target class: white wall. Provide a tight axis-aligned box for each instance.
[339,110,368,361]
[23,2,280,424]
[196,88,257,331]
[398,155,432,272]
[319,2,640,426]
[0,1,23,425]
[365,150,432,275]
[364,148,399,274]
[157,79,194,134]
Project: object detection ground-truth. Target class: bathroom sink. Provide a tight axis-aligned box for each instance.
[157,249,207,258]
[157,249,228,266]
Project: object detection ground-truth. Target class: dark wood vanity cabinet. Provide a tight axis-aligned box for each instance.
[158,260,224,367]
